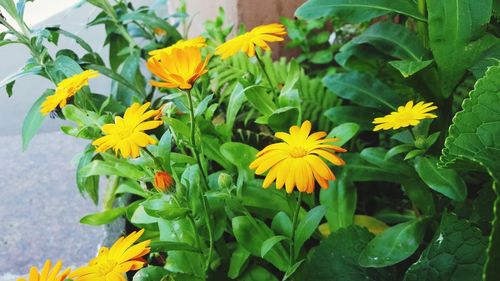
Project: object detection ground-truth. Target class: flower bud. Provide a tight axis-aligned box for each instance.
[154,171,174,192]
[414,137,427,149]
[218,173,233,189]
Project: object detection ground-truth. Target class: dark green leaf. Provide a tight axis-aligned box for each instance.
[267,106,300,132]
[389,60,433,78]
[359,219,426,267]
[239,266,279,281]
[228,245,251,279]
[294,206,326,258]
[320,178,356,233]
[324,106,379,130]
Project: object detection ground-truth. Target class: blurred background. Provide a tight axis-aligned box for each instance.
[0,0,303,279]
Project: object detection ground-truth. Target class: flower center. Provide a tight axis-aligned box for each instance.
[290,147,307,158]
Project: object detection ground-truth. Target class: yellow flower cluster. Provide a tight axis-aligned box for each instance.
[17,230,150,281]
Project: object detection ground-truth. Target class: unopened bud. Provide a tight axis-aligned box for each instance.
[414,137,427,149]
[218,173,233,189]
[154,171,174,192]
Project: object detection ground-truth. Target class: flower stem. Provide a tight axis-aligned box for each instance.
[417,0,428,48]
[255,52,277,96]
[289,192,303,265]
[186,89,214,273]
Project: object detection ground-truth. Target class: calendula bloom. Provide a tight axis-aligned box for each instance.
[147,47,209,89]
[40,70,99,115]
[148,37,207,58]
[249,120,346,194]
[69,229,151,281]
[92,102,163,158]
[154,171,174,192]
[215,23,287,59]
[372,101,438,131]
[17,259,71,281]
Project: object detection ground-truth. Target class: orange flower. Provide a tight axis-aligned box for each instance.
[154,171,174,192]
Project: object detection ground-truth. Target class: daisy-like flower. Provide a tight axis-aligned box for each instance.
[69,229,151,281]
[372,101,438,131]
[215,23,287,60]
[148,37,207,58]
[249,120,346,194]
[40,70,99,115]
[17,260,71,281]
[92,102,163,158]
[147,47,209,89]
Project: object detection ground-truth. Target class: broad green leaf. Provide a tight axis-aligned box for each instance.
[324,106,379,131]
[310,50,333,64]
[87,64,145,97]
[404,213,487,281]
[244,85,276,116]
[241,180,292,216]
[21,90,51,151]
[228,245,251,279]
[225,83,246,133]
[294,206,327,258]
[389,60,433,78]
[385,144,414,159]
[54,55,83,77]
[303,226,395,281]
[427,0,494,97]
[80,207,127,225]
[339,22,427,62]
[271,212,292,237]
[267,106,300,132]
[323,72,403,111]
[320,178,356,233]
[76,145,99,205]
[439,64,500,280]
[220,142,258,184]
[327,122,360,146]
[194,94,214,117]
[115,180,148,198]
[415,156,467,201]
[80,159,146,180]
[401,178,436,215]
[121,11,181,41]
[261,235,288,258]
[113,52,144,105]
[295,0,425,23]
[360,147,413,176]
[62,105,100,127]
[150,241,200,253]
[0,64,43,90]
[157,130,172,171]
[232,216,289,271]
[469,41,500,79]
[354,215,389,235]
[132,266,168,281]
[238,266,279,281]
[359,219,426,267]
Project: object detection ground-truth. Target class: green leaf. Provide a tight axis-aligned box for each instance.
[320,178,357,233]
[150,241,201,253]
[121,11,181,41]
[324,106,379,131]
[76,145,99,204]
[261,235,288,258]
[232,216,289,271]
[294,206,327,258]
[401,178,436,216]
[80,207,127,225]
[80,159,145,180]
[45,27,94,53]
[239,266,279,281]
[132,266,168,281]
[21,90,51,150]
[225,83,246,133]
[157,130,172,171]
[54,55,83,77]
[228,245,251,279]
[389,60,433,78]
[0,64,43,90]
[87,64,145,97]
[427,0,494,97]
[385,144,414,159]
[339,22,427,62]
[194,94,214,117]
[113,52,144,105]
[244,85,276,116]
[415,156,467,201]
[271,212,292,237]
[404,213,487,281]
[295,0,425,23]
[116,180,148,198]
[359,219,426,267]
[310,50,334,64]
[220,142,258,184]
[327,122,360,146]
[323,72,403,111]
[303,226,395,281]
[267,106,300,132]
[0,0,18,20]
[439,64,500,281]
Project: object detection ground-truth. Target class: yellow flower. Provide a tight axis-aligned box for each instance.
[17,259,71,281]
[92,102,163,158]
[148,37,207,58]
[69,229,151,281]
[372,101,438,131]
[215,23,287,60]
[40,70,99,115]
[249,120,346,194]
[147,47,209,89]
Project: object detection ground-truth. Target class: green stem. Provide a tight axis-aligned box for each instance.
[142,146,165,171]
[289,192,303,265]
[186,89,214,274]
[255,52,277,96]
[417,0,428,48]
[103,175,120,210]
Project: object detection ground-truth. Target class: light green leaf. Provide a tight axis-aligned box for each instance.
[21,90,51,151]
[228,245,251,279]
[359,219,426,267]
[220,142,258,184]
[294,206,327,258]
[427,0,494,97]
[244,85,276,116]
[327,122,360,146]
[194,94,214,117]
[76,145,99,204]
[80,207,127,225]
[295,0,425,23]
[389,60,433,78]
[261,235,288,258]
[267,106,300,132]
[415,156,467,201]
[132,266,168,281]
[80,159,146,180]
[0,64,43,90]
[238,266,279,281]
[150,241,200,253]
